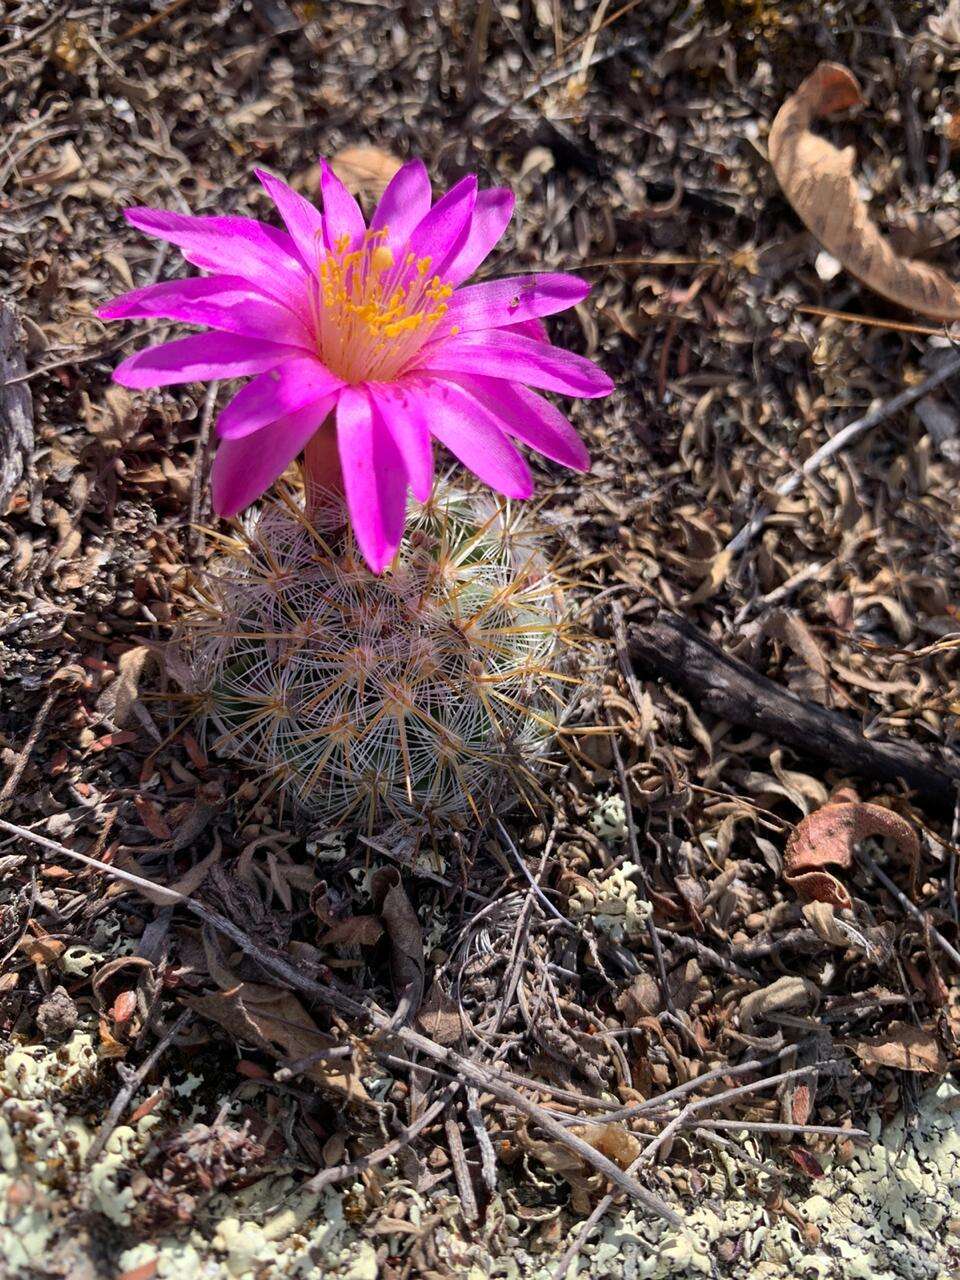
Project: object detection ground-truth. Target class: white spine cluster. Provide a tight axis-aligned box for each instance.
[176,484,571,832]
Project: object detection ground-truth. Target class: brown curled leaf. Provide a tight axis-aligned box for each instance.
[330,146,403,204]
[784,798,919,910]
[853,1020,946,1074]
[769,62,960,319]
[372,867,425,1022]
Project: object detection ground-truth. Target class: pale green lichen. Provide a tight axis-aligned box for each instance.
[3,1021,959,1279]
[589,793,628,843]
[567,860,654,943]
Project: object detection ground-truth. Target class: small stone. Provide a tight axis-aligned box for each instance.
[36,985,79,1041]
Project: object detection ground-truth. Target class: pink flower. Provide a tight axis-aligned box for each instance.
[98,159,613,571]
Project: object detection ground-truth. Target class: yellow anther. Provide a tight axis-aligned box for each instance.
[370,244,394,274]
[311,225,453,381]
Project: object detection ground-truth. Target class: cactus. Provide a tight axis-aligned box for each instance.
[175,482,572,832]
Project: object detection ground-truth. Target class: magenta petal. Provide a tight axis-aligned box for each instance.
[216,357,344,440]
[123,208,310,320]
[336,386,407,573]
[444,189,515,286]
[255,169,326,271]
[417,380,533,499]
[211,395,338,516]
[446,274,590,332]
[113,334,301,388]
[404,175,478,276]
[451,376,590,471]
[503,318,549,343]
[367,383,434,502]
[422,330,613,399]
[369,159,432,250]
[319,160,367,254]
[98,275,313,347]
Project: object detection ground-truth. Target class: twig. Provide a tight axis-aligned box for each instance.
[445,1109,479,1222]
[687,1118,867,1138]
[877,0,927,189]
[655,928,757,981]
[1,817,683,1229]
[187,380,220,562]
[85,1010,191,1166]
[0,1,72,57]
[0,683,59,813]
[725,352,960,556]
[275,1044,355,1082]
[495,818,570,925]
[624,609,960,812]
[466,1083,498,1194]
[307,1082,460,1192]
[549,1048,842,1280]
[0,818,186,905]
[639,1065,828,1165]
[476,33,650,127]
[114,0,193,42]
[856,844,960,969]
[552,1148,648,1280]
[0,335,139,388]
[492,818,558,1035]
[603,678,701,1056]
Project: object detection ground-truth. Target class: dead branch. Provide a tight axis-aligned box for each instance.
[0,817,683,1230]
[85,1010,191,1167]
[623,608,960,811]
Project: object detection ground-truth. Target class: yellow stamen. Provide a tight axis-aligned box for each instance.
[310,228,455,383]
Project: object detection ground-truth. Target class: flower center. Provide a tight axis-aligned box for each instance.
[312,229,457,383]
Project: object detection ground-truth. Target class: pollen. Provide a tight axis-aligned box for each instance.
[312,228,454,383]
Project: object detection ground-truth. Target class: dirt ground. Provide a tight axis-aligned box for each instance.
[2,1,960,1277]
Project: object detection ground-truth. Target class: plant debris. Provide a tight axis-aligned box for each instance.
[2,1,960,1276]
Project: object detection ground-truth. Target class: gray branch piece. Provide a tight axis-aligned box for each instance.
[0,299,35,512]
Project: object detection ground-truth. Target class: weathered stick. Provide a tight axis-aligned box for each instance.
[0,299,34,511]
[0,816,682,1230]
[725,351,960,555]
[624,609,960,811]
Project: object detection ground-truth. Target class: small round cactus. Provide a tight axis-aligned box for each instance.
[176,483,571,832]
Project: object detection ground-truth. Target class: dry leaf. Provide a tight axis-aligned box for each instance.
[784,797,919,911]
[319,915,384,948]
[853,1020,947,1074]
[415,981,463,1045]
[117,1259,158,1280]
[372,867,425,1020]
[186,981,370,1104]
[516,1124,595,1214]
[769,62,960,319]
[92,955,153,1011]
[930,0,960,43]
[167,842,222,897]
[684,548,734,606]
[330,146,403,204]
[802,900,853,947]
[739,975,820,1035]
[570,1123,643,1168]
[18,934,64,967]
